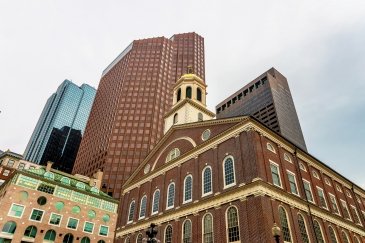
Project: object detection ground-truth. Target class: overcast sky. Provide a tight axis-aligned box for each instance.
[1,0,364,186]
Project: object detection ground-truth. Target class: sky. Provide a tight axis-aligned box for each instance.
[0,0,365,186]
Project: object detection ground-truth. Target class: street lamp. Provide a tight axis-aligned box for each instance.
[272,223,281,243]
[146,223,159,243]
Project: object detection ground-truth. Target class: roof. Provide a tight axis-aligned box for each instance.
[0,150,23,159]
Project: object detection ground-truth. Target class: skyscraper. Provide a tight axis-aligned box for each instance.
[215,68,307,151]
[72,32,205,199]
[24,80,96,173]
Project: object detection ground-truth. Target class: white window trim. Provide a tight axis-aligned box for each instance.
[99,224,109,237]
[8,203,25,218]
[299,162,307,172]
[269,160,283,189]
[313,220,325,243]
[312,170,320,180]
[202,166,213,197]
[329,225,339,242]
[350,205,362,226]
[324,178,332,186]
[29,208,45,222]
[267,142,276,153]
[328,193,341,216]
[202,213,214,243]
[83,221,94,234]
[223,156,236,189]
[151,189,160,215]
[182,219,192,242]
[286,170,300,196]
[225,206,240,243]
[302,179,315,204]
[127,200,135,224]
[66,217,79,230]
[283,153,292,163]
[336,184,343,193]
[48,212,63,227]
[164,225,173,243]
[340,199,352,221]
[139,195,147,219]
[346,190,352,198]
[166,183,175,210]
[279,206,293,243]
[183,175,193,204]
[316,186,329,210]
[297,213,311,243]
[342,231,350,243]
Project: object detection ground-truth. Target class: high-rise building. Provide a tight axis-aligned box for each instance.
[72,32,205,199]
[24,80,96,173]
[215,68,307,151]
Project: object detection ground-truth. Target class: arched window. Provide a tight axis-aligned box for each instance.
[152,190,160,215]
[44,171,55,180]
[139,196,147,219]
[2,221,16,234]
[183,175,193,203]
[127,201,135,223]
[177,89,181,102]
[354,236,361,243]
[165,225,172,243]
[186,86,192,99]
[198,112,203,121]
[284,153,292,163]
[76,182,86,190]
[279,206,292,242]
[166,183,175,209]
[267,143,276,153]
[313,220,325,243]
[173,113,178,124]
[63,233,74,243]
[328,226,338,243]
[81,237,91,243]
[297,214,309,243]
[136,234,143,243]
[60,177,70,185]
[223,156,236,188]
[124,237,130,243]
[202,166,212,196]
[203,213,213,243]
[182,219,192,243]
[342,231,350,243]
[197,88,202,101]
[226,206,240,242]
[24,225,37,238]
[166,148,180,162]
[44,229,56,241]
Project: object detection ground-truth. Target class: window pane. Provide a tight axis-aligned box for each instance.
[84,222,94,233]
[224,158,235,186]
[279,207,291,242]
[152,190,160,213]
[303,181,313,202]
[203,214,213,243]
[99,225,108,236]
[227,207,240,242]
[67,218,78,229]
[165,225,172,243]
[49,213,62,225]
[167,184,175,208]
[298,214,309,243]
[9,204,24,217]
[270,164,281,187]
[287,173,298,194]
[128,201,135,222]
[184,176,192,202]
[313,221,325,243]
[139,196,147,218]
[30,209,44,221]
[183,220,192,243]
[203,167,212,195]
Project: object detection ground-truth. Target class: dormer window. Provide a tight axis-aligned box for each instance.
[177,88,181,102]
[166,148,180,162]
[186,86,192,99]
[44,172,55,180]
[197,88,202,102]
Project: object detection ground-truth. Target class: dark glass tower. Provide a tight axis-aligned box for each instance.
[24,80,96,173]
[216,68,307,151]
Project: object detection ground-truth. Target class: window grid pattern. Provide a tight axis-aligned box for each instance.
[227,207,240,242]
[342,232,350,243]
[270,163,281,187]
[329,195,340,214]
[152,190,160,214]
[329,226,338,243]
[165,225,172,243]
[30,209,43,221]
[128,201,135,222]
[203,167,212,195]
[298,214,309,243]
[136,234,143,243]
[317,188,328,208]
[67,218,78,229]
[287,172,298,195]
[183,220,192,243]
[313,221,325,243]
[24,225,37,238]
[203,214,213,243]
[303,181,314,202]
[351,206,361,225]
[2,221,16,234]
[341,201,352,220]
[9,204,24,217]
[167,183,175,208]
[279,207,291,242]
[184,176,192,202]
[224,158,235,186]
[139,196,147,219]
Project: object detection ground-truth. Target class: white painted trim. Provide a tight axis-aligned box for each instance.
[302,179,315,204]
[7,203,25,218]
[83,221,94,234]
[201,213,214,243]
[278,206,293,243]
[223,156,236,189]
[313,219,326,243]
[225,206,240,243]
[183,175,193,204]
[28,208,45,223]
[328,193,341,216]
[127,200,136,224]
[340,199,353,221]
[166,183,175,210]
[182,219,192,242]
[48,213,63,227]
[151,189,160,215]
[98,224,109,237]
[269,160,283,188]
[139,195,147,219]
[350,205,362,226]
[66,217,79,230]
[286,170,300,196]
[202,166,213,197]
[316,186,329,210]
[297,213,311,243]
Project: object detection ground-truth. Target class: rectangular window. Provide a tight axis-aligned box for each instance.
[37,183,55,194]
[30,209,44,221]
[317,187,328,209]
[8,203,25,218]
[7,160,15,167]
[329,193,340,215]
[340,200,352,221]
[3,170,10,176]
[67,218,79,229]
[49,213,62,226]
[270,162,282,187]
[303,180,314,203]
[18,163,25,170]
[99,225,109,236]
[287,171,299,195]
[350,205,362,225]
[84,222,94,233]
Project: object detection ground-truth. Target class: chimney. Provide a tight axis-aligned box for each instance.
[90,169,103,190]
[46,161,53,172]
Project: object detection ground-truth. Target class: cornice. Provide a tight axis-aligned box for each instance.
[164,99,215,118]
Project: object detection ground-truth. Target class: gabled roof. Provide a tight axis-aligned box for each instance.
[0,150,23,159]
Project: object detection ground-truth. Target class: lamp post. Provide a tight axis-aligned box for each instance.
[146,223,159,243]
[272,223,281,243]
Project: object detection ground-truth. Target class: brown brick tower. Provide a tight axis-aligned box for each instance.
[72,33,205,199]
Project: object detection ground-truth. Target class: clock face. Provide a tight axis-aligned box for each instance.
[202,129,211,141]
[144,164,151,174]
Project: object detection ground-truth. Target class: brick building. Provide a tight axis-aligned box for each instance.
[0,162,118,243]
[116,73,365,243]
[72,32,205,200]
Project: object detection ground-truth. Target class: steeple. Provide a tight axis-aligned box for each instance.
[164,67,215,133]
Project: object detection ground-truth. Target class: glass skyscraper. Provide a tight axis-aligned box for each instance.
[24,80,96,173]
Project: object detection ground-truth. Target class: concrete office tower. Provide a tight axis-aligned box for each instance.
[24,80,96,173]
[72,33,205,199]
[216,68,307,151]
